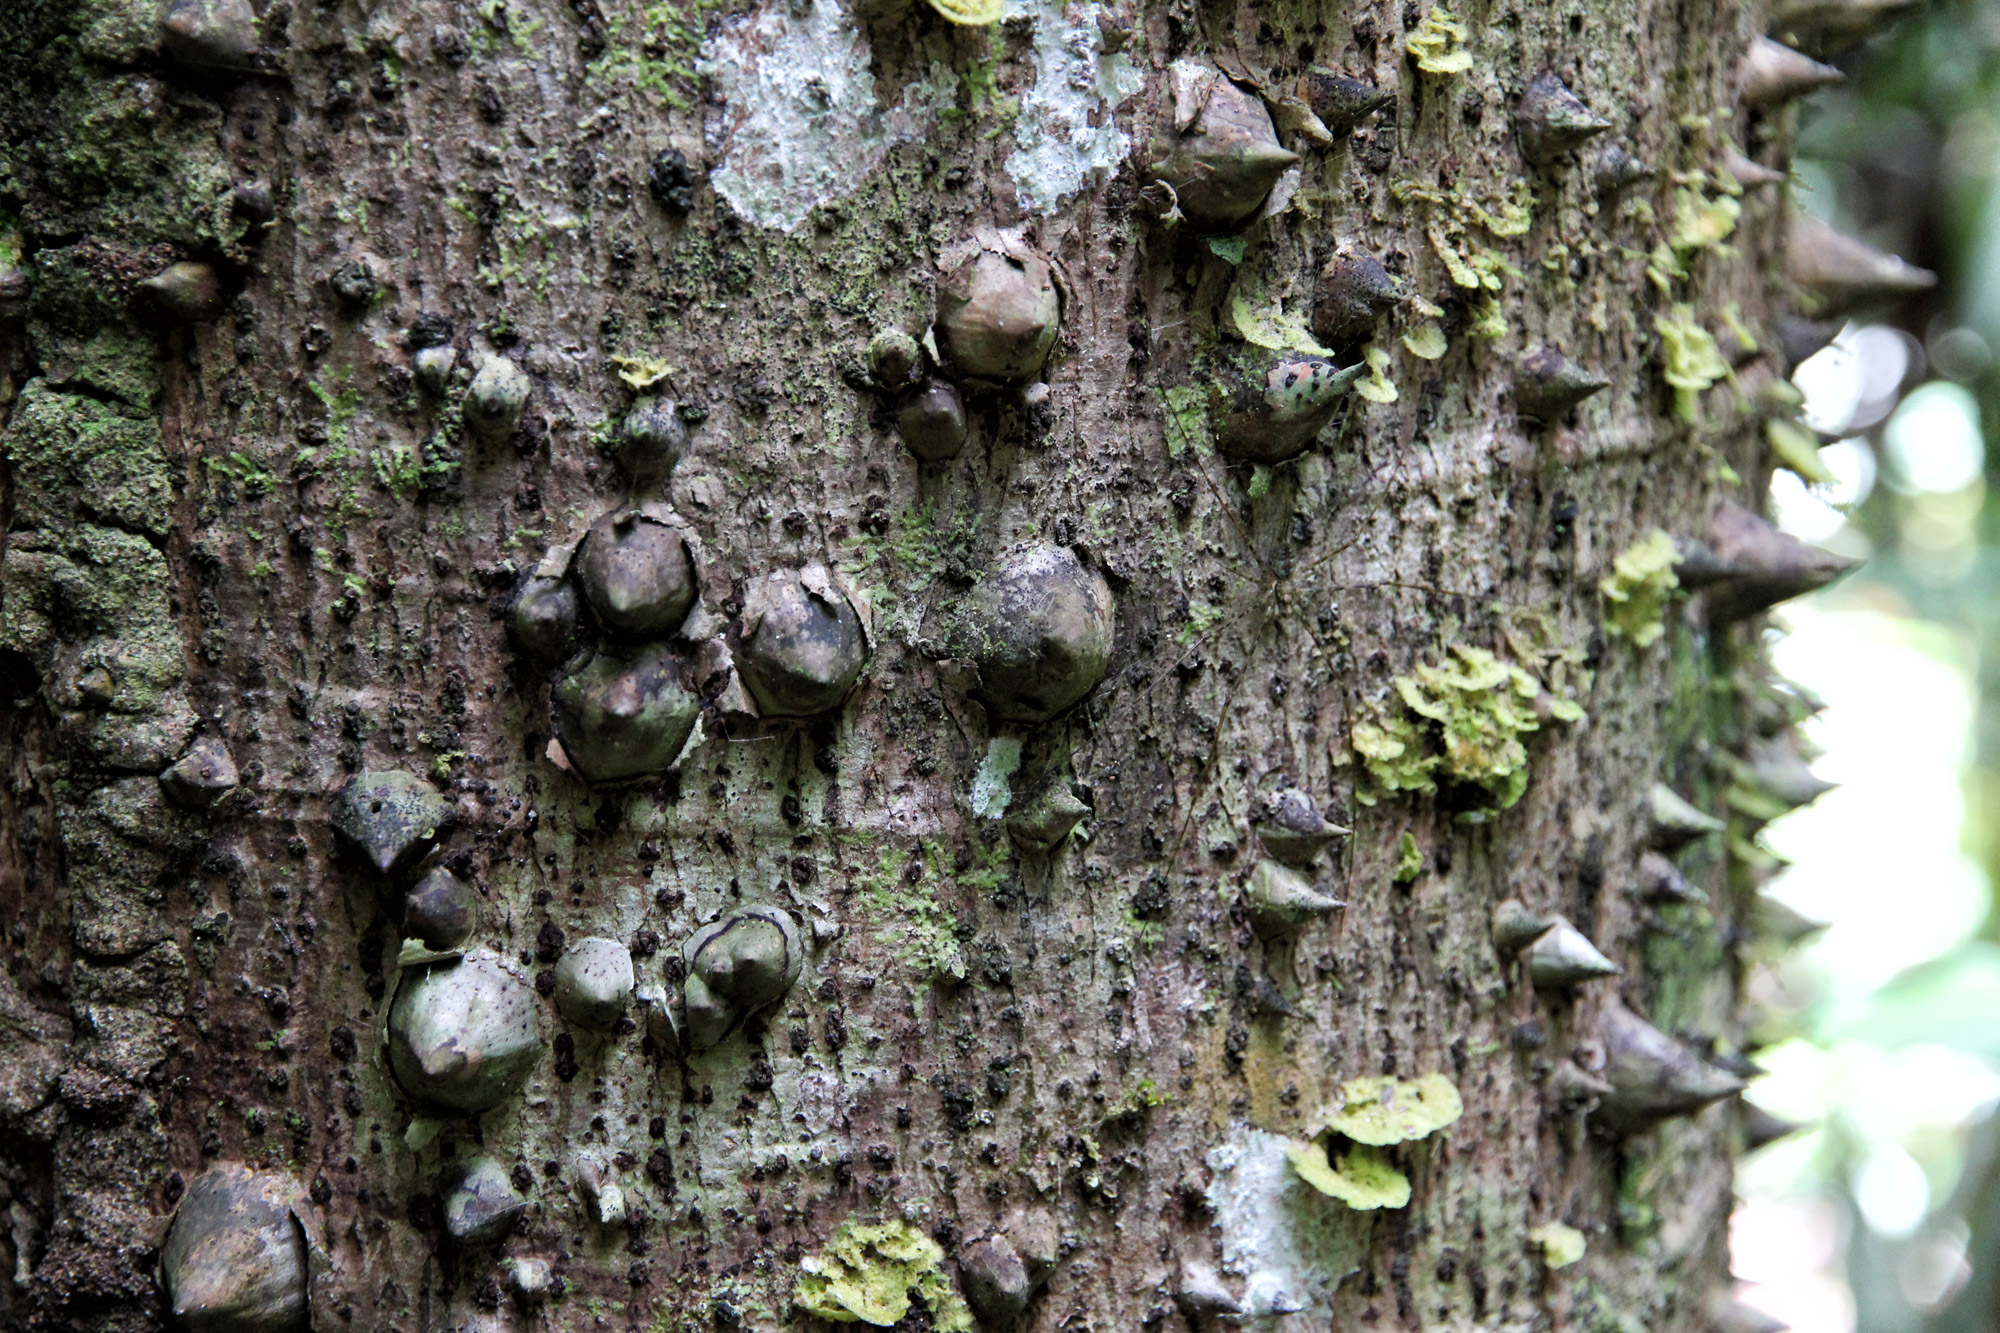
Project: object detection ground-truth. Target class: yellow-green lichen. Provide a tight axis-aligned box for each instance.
[925,0,1004,22]
[1351,646,1584,809]
[1392,831,1423,884]
[1402,320,1448,360]
[1287,1139,1411,1209]
[1160,385,1211,457]
[1598,530,1680,648]
[1227,273,1335,356]
[1767,418,1833,485]
[1668,186,1739,257]
[1529,1221,1588,1269]
[795,1220,974,1330]
[1287,1073,1462,1211]
[609,354,675,390]
[1466,293,1508,341]
[1354,343,1398,403]
[1645,184,1741,294]
[1656,307,1729,423]
[1321,1073,1464,1144]
[1406,7,1473,74]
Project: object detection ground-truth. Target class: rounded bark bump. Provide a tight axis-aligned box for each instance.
[442,1155,528,1246]
[160,1165,310,1333]
[507,573,582,664]
[331,770,449,876]
[386,949,544,1113]
[897,380,969,460]
[552,936,636,1030]
[402,867,477,951]
[730,566,869,717]
[935,246,1061,383]
[947,543,1115,725]
[575,510,698,638]
[680,907,804,1050]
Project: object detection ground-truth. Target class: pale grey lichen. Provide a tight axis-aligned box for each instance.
[1003,0,1143,214]
[1205,1125,1367,1321]
[699,0,955,231]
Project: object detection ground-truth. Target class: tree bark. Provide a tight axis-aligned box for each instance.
[0,0,1847,1330]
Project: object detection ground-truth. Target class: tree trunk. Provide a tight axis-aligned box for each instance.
[0,0,1868,1329]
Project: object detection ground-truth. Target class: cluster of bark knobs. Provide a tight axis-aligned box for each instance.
[110,0,1932,1326]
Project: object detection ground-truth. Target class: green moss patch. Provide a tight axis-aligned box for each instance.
[3,381,170,537]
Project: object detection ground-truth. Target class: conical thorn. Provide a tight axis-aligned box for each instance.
[1742,1102,1812,1152]
[1515,347,1610,423]
[1678,502,1860,622]
[1594,143,1657,197]
[1636,850,1708,905]
[1776,315,1843,369]
[1516,71,1613,165]
[1492,899,1557,954]
[1787,213,1936,313]
[1526,919,1622,989]
[1771,0,1922,57]
[1715,1300,1791,1333]
[1649,784,1726,850]
[1301,69,1395,138]
[1739,37,1844,107]
[1721,148,1787,188]
[1245,859,1344,938]
[1594,1004,1747,1132]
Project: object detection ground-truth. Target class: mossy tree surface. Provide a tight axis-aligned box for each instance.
[0,0,1828,1329]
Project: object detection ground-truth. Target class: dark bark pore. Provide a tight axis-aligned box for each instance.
[0,0,1880,1329]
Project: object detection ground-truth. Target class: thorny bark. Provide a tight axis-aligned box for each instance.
[0,0,1847,1329]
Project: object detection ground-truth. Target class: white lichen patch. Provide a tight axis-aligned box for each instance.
[699,0,954,232]
[970,736,1023,818]
[1004,0,1143,214]
[1206,1126,1368,1321]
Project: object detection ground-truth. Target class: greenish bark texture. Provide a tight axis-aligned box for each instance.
[0,0,1827,1329]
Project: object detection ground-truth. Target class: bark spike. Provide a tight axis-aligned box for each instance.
[1721,148,1787,187]
[1787,213,1937,312]
[1739,37,1845,106]
[1754,893,1831,948]
[1777,314,1845,368]
[1492,899,1558,954]
[1678,501,1860,622]
[1514,347,1611,423]
[1636,850,1708,904]
[1516,72,1614,164]
[1771,0,1923,55]
[1649,784,1726,850]
[1525,919,1622,989]
[1742,1103,1812,1152]
[1245,858,1344,937]
[1311,253,1401,343]
[1715,1300,1792,1333]
[1252,785,1351,867]
[1594,143,1658,196]
[1594,1004,1748,1132]
[1300,69,1395,137]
